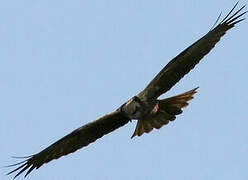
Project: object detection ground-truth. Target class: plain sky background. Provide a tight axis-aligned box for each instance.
[1,1,248,180]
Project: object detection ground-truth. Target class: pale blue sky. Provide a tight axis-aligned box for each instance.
[1,1,248,180]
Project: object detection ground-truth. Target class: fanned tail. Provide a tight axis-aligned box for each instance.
[131,87,198,138]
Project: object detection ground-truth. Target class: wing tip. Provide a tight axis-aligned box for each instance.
[221,3,247,25]
[211,2,246,31]
[6,156,36,179]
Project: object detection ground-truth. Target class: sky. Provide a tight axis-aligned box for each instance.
[0,0,248,180]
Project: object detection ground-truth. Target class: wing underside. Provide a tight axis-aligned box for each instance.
[7,111,130,178]
[6,2,246,179]
[139,3,246,100]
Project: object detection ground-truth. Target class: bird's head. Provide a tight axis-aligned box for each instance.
[119,96,143,119]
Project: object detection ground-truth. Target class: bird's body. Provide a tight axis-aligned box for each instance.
[120,96,157,120]
[7,3,246,179]
[120,88,198,137]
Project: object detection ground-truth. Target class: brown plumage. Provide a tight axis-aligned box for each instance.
[138,3,247,100]
[132,87,198,138]
[7,112,130,178]
[7,3,246,179]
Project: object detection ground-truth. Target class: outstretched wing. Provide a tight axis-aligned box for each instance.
[139,3,246,100]
[7,111,130,179]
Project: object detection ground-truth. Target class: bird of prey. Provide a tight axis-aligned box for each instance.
[7,3,246,179]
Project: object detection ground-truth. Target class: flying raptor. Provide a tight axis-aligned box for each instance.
[7,3,246,178]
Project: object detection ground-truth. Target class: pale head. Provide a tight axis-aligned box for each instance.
[120,96,144,119]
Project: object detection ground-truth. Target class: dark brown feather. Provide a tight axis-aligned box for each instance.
[7,111,130,178]
[7,3,246,179]
[139,3,246,100]
[132,87,198,138]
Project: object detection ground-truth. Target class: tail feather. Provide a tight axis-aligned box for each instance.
[159,87,198,115]
[142,121,153,133]
[131,87,198,138]
[150,119,164,129]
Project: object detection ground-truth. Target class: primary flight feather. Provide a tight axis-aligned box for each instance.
[7,3,246,178]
